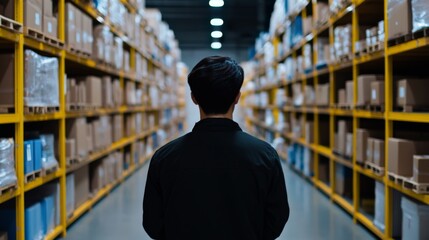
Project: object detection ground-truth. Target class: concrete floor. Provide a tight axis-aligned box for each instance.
[64,162,376,240]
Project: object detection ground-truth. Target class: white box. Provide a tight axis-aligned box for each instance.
[402,196,429,240]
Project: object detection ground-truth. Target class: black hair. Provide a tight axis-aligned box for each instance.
[188,56,244,115]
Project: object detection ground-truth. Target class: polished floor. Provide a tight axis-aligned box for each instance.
[65,161,376,240]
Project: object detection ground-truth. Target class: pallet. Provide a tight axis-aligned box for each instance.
[0,15,22,32]
[365,162,385,176]
[334,104,353,110]
[355,104,385,112]
[338,54,353,63]
[367,41,384,53]
[356,161,366,168]
[24,106,59,114]
[43,35,65,48]
[42,164,58,176]
[24,27,44,41]
[395,105,429,113]
[0,105,14,114]
[388,172,408,186]
[25,170,42,183]
[388,28,429,47]
[403,179,429,194]
[0,182,17,196]
[66,157,81,167]
[68,47,91,58]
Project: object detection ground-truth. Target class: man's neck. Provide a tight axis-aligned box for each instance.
[200,112,233,120]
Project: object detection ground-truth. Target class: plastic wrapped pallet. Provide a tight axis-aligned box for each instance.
[40,134,58,171]
[411,0,429,32]
[0,138,17,188]
[24,50,59,107]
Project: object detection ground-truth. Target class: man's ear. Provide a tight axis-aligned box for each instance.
[191,93,198,105]
[234,92,241,104]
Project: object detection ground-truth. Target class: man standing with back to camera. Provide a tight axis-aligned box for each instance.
[143,56,289,239]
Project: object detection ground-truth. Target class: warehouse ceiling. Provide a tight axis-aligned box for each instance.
[145,0,276,50]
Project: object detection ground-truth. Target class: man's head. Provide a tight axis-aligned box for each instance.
[188,56,244,116]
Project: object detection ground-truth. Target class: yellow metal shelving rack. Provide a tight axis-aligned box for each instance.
[0,0,186,239]
[242,0,429,239]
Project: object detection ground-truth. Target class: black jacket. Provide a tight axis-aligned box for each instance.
[143,118,289,240]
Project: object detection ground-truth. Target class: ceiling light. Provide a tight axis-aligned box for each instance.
[210,18,224,26]
[209,0,224,7]
[211,42,222,49]
[211,31,223,38]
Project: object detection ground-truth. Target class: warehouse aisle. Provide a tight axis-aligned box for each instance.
[65,161,375,240]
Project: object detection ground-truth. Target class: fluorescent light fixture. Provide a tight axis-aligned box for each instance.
[209,0,224,7]
[211,31,223,38]
[210,18,224,26]
[211,42,222,49]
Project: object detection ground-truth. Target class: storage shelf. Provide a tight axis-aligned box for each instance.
[354,50,385,65]
[354,110,384,119]
[0,114,19,124]
[332,154,353,168]
[0,27,20,42]
[387,37,429,56]
[0,187,20,204]
[332,193,354,214]
[356,212,385,239]
[388,112,429,123]
[24,37,63,57]
[24,111,63,122]
[45,225,63,240]
[387,180,429,205]
[24,169,63,192]
[355,165,384,182]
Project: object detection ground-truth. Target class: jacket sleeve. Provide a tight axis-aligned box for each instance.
[263,152,290,239]
[143,153,165,239]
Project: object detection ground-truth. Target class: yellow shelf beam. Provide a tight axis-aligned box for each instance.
[24,170,63,192]
[387,180,429,205]
[354,51,385,65]
[355,212,385,239]
[45,225,64,240]
[388,112,429,123]
[24,112,63,122]
[24,37,63,56]
[0,114,20,124]
[387,37,429,56]
[0,187,20,204]
[0,27,20,42]
[333,194,354,214]
[355,165,384,182]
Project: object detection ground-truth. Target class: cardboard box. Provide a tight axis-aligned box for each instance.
[33,139,42,172]
[24,0,42,31]
[66,174,75,216]
[337,120,351,155]
[66,139,75,160]
[112,115,123,142]
[367,138,375,163]
[413,155,429,183]
[67,118,87,158]
[397,78,429,107]
[335,165,352,197]
[388,0,412,39]
[357,75,383,106]
[65,3,76,48]
[43,0,53,16]
[74,165,89,208]
[86,123,93,151]
[0,0,14,19]
[373,139,385,167]
[305,122,314,143]
[356,129,369,163]
[74,7,82,51]
[86,76,102,107]
[0,54,14,107]
[24,141,34,174]
[43,15,57,38]
[345,133,353,158]
[102,77,113,107]
[82,14,93,55]
[346,81,353,106]
[371,81,385,105]
[338,89,346,105]
[388,138,429,177]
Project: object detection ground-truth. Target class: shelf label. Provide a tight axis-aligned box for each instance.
[35,13,41,26]
[48,22,52,33]
[372,89,376,100]
[399,86,405,98]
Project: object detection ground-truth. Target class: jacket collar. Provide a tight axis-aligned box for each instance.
[192,118,242,132]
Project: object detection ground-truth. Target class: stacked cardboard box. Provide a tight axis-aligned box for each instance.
[357,75,384,106]
[42,0,57,39]
[112,79,123,107]
[412,155,429,184]
[356,129,384,165]
[388,0,412,39]
[112,115,123,142]
[24,0,43,32]
[388,138,429,177]
[316,83,329,106]
[335,120,352,157]
[332,25,352,61]
[371,81,385,106]
[65,3,92,54]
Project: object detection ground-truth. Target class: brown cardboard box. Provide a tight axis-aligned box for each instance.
[86,76,102,107]
[317,83,330,106]
[66,139,76,160]
[357,75,383,106]
[388,138,429,177]
[356,129,369,164]
[82,14,93,55]
[388,0,412,39]
[1,0,14,19]
[397,78,429,107]
[102,77,113,107]
[0,54,14,107]
[90,163,103,193]
[338,89,346,105]
[67,118,87,157]
[112,115,123,142]
[43,0,53,16]
[74,8,82,51]
[373,139,385,167]
[74,165,89,208]
[78,81,86,106]
[65,3,76,47]
[319,162,329,183]
[338,120,351,155]
[305,122,314,143]
[370,81,385,105]
[345,133,353,158]
[367,138,375,163]
[346,81,353,107]
[126,115,136,137]
[43,15,57,38]
[413,155,429,183]
[25,0,42,31]
[86,123,93,152]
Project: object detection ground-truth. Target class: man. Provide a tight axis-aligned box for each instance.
[143,56,289,239]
